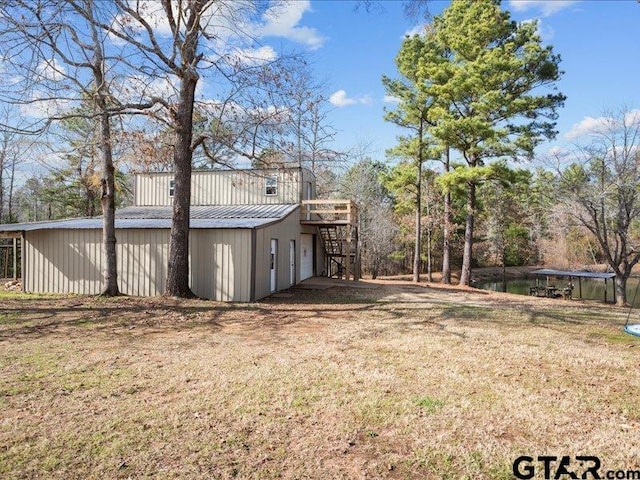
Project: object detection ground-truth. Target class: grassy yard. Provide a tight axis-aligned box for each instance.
[1,280,639,479]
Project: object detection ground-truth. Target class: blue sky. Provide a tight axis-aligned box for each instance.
[8,0,638,176]
[257,0,640,164]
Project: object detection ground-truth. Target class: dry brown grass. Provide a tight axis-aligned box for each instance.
[1,280,639,479]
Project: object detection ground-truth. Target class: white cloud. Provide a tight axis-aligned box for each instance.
[624,109,640,125]
[329,90,355,107]
[231,45,278,66]
[112,74,179,108]
[520,18,554,41]
[564,110,640,141]
[111,1,250,46]
[403,24,426,38]
[542,144,580,168]
[20,92,73,119]
[257,0,325,50]
[548,145,570,158]
[112,0,173,37]
[383,95,400,104]
[508,1,580,17]
[35,59,66,82]
[199,97,291,123]
[359,95,373,106]
[329,90,372,108]
[564,116,610,140]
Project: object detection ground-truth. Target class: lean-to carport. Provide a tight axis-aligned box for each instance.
[0,231,21,281]
[531,269,617,304]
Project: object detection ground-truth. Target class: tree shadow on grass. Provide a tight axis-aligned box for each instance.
[0,284,630,345]
[0,300,230,341]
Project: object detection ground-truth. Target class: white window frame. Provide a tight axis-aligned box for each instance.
[265,175,278,196]
[169,179,175,198]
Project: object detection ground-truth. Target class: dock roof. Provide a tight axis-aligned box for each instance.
[532,269,616,279]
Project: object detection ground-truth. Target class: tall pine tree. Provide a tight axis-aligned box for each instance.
[383,35,441,283]
[416,0,565,285]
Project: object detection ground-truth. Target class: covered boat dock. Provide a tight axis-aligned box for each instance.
[531,269,617,304]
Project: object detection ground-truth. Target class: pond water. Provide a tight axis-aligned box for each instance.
[476,276,640,308]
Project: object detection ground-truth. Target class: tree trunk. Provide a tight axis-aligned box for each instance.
[7,151,15,222]
[441,146,452,284]
[413,195,421,283]
[426,224,432,282]
[163,0,203,298]
[459,180,476,286]
[99,110,119,296]
[165,73,198,298]
[0,136,5,222]
[413,119,425,283]
[501,245,507,293]
[88,1,119,297]
[615,275,628,307]
[426,195,432,282]
[413,157,422,283]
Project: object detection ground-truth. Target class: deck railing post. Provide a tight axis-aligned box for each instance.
[13,237,17,280]
[579,277,582,299]
[345,224,351,280]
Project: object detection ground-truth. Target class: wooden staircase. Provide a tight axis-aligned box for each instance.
[301,200,360,281]
[317,225,358,279]
[318,226,342,255]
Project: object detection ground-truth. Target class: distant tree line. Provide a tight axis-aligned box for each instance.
[338,103,640,306]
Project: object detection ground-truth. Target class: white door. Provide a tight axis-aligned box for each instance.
[289,240,296,286]
[270,239,278,292]
[300,234,314,281]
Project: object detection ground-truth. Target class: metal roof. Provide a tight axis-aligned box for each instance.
[116,204,297,220]
[0,204,299,233]
[532,269,616,279]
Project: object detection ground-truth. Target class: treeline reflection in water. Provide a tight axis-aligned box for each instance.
[476,276,640,308]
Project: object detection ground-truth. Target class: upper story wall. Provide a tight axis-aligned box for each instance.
[134,168,316,206]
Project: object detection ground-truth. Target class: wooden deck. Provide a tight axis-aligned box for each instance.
[300,199,358,226]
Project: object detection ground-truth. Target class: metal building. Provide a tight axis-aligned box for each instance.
[0,167,359,301]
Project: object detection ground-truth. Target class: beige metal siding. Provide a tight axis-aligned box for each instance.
[117,229,169,296]
[190,229,252,302]
[301,168,316,201]
[24,228,170,296]
[134,169,310,206]
[23,227,256,300]
[253,209,304,300]
[253,228,268,300]
[135,173,174,206]
[192,170,301,205]
[25,229,104,294]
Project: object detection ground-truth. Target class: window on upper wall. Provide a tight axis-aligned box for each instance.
[169,179,175,198]
[265,175,277,196]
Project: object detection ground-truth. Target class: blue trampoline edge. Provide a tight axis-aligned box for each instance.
[624,324,640,337]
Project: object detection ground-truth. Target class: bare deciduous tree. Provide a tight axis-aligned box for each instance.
[0,106,27,224]
[0,0,126,295]
[339,159,397,279]
[99,1,304,296]
[556,107,640,306]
